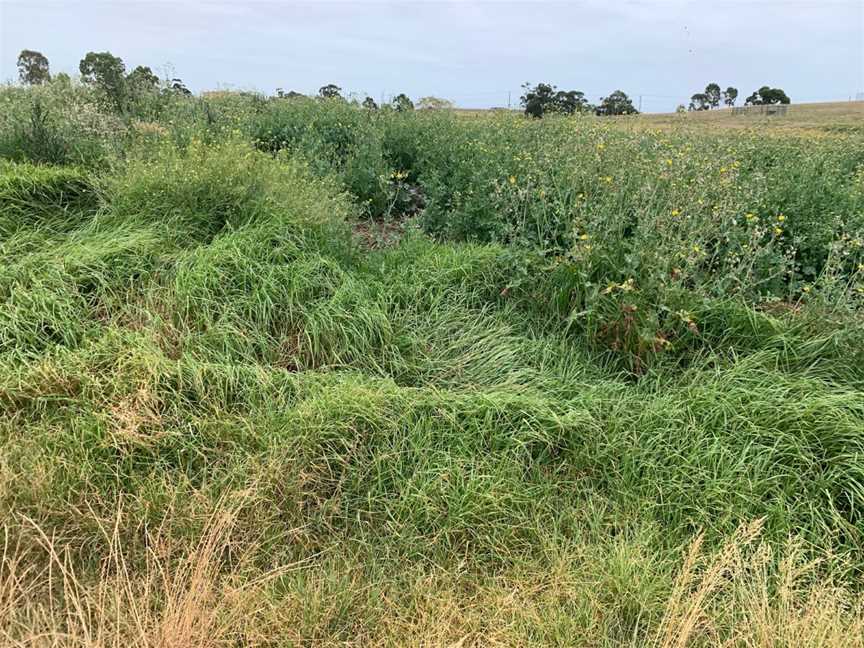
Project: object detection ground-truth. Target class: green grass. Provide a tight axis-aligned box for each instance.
[1,82,864,646]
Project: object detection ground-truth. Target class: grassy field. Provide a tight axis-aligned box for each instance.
[632,100,864,134]
[459,100,864,134]
[1,84,864,646]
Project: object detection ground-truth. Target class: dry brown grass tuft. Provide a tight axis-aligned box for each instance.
[654,520,864,648]
[2,511,862,647]
[0,500,304,648]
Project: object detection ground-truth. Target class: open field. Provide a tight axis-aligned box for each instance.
[458,101,864,134]
[1,83,864,646]
[631,100,864,134]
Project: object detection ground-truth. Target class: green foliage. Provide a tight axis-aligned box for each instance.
[0,161,96,236]
[318,83,342,99]
[2,82,864,645]
[79,51,127,111]
[416,96,453,110]
[596,90,639,115]
[17,49,50,85]
[724,86,739,106]
[746,86,791,105]
[521,82,591,117]
[391,93,414,112]
[126,65,159,94]
[0,81,123,165]
[689,93,710,111]
[705,82,721,108]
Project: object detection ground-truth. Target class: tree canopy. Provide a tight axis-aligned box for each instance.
[127,65,160,92]
[521,83,592,118]
[689,93,710,111]
[318,84,342,99]
[705,83,722,108]
[745,86,791,106]
[417,96,454,110]
[690,83,727,110]
[596,90,638,116]
[276,89,305,99]
[168,78,191,96]
[392,93,414,111]
[79,51,127,110]
[17,49,51,85]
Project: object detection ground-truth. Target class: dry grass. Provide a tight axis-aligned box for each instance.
[654,520,864,648]
[0,500,307,648]
[456,101,864,135]
[629,101,864,134]
[4,508,862,647]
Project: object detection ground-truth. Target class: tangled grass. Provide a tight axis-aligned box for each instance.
[1,81,864,645]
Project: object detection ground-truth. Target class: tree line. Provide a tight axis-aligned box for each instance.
[16,49,792,117]
[520,83,639,117]
[687,82,790,111]
[521,80,791,118]
[17,49,190,112]
[16,49,451,113]
[279,84,454,111]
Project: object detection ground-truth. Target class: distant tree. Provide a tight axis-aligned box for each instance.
[54,72,71,87]
[168,78,191,95]
[276,88,304,99]
[596,90,638,116]
[319,84,342,99]
[705,83,721,109]
[723,87,738,107]
[417,96,454,110]
[553,89,591,114]
[362,96,378,109]
[745,86,790,106]
[126,65,159,92]
[79,51,127,109]
[689,93,710,111]
[521,82,591,117]
[392,93,414,111]
[676,104,687,114]
[17,49,51,85]
[521,82,557,118]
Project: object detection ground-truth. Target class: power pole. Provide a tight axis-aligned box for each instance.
[507,91,511,109]
[639,95,643,112]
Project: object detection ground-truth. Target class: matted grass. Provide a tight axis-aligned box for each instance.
[1,83,863,645]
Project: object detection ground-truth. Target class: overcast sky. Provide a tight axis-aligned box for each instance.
[1,0,862,112]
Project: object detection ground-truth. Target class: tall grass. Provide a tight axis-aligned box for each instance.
[1,81,863,644]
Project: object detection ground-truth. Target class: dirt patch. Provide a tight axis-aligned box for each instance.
[352,215,421,250]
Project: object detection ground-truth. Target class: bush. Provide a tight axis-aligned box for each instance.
[0,80,123,165]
